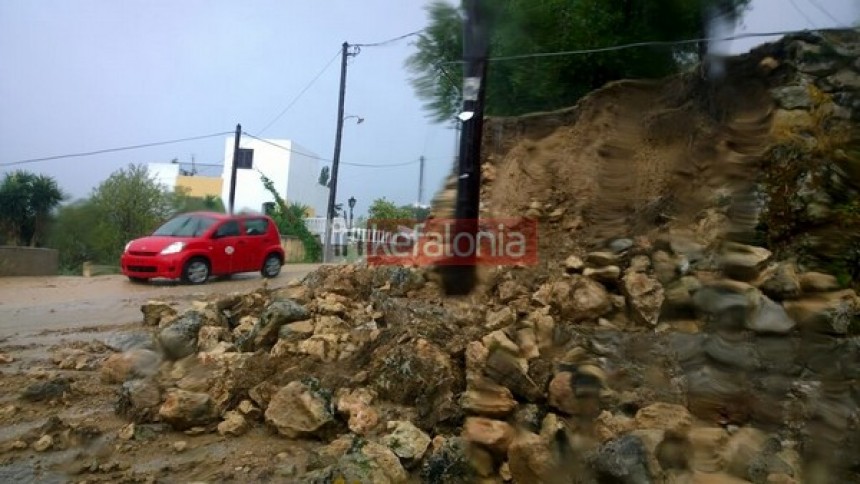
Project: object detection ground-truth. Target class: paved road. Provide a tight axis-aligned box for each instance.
[0,264,319,338]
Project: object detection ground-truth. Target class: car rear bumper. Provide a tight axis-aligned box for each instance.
[120,254,183,279]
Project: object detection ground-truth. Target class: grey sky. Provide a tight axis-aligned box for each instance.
[1,0,857,217]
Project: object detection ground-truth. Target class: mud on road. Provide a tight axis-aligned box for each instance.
[0,265,320,339]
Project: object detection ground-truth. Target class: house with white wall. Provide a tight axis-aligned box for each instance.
[220,137,329,216]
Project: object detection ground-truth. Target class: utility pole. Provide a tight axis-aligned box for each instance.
[417,155,425,207]
[228,123,241,215]
[323,42,356,263]
[438,0,491,296]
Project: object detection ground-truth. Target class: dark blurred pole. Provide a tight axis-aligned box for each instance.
[228,123,241,215]
[438,0,491,296]
[324,42,351,263]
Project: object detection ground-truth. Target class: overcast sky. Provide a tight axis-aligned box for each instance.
[0,0,857,217]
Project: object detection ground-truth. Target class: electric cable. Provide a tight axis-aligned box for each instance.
[0,132,233,168]
[353,30,423,48]
[788,0,820,28]
[256,48,342,136]
[805,0,842,25]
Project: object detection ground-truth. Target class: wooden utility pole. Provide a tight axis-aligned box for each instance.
[417,155,425,207]
[438,0,491,295]
[323,42,352,263]
[228,123,241,215]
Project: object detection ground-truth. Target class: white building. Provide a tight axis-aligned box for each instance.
[221,137,329,216]
[148,162,181,192]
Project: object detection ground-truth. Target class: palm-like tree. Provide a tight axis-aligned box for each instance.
[0,171,64,246]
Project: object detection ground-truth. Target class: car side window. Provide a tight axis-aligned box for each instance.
[245,218,269,236]
[215,220,240,238]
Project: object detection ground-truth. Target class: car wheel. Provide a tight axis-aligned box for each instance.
[261,253,282,278]
[128,276,149,284]
[182,257,210,284]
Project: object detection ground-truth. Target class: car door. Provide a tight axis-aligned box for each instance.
[209,220,241,275]
[237,217,269,271]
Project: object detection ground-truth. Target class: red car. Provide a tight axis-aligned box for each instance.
[121,211,285,284]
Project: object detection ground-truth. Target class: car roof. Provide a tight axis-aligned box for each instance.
[182,211,271,221]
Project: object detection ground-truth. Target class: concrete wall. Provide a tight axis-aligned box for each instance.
[0,246,59,276]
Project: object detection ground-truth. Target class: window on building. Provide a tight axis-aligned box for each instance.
[245,218,269,236]
[236,148,254,169]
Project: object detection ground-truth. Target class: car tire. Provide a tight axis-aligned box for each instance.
[182,257,210,285]
[128,276,149,284]
[261,253,282,278]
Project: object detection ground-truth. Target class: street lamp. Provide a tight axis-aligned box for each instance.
[323,114,364,263]
[348,196,356,229]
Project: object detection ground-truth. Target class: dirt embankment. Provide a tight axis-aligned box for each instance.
[1,30,859,484]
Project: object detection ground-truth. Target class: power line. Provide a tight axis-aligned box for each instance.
[241,131,426,168]
[788,0,819,28]
[352,30,423,48]
[805,0,841,25]
[0,131,233,168]
[440,28,855,64]
[256,48,342,137]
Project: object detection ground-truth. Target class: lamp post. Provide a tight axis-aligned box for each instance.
[348,196,356,229]
[323,110,364,263]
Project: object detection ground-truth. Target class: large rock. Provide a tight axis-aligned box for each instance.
[507,431,558,483]
[771,86,813,110]
[237,298,309,351]
[798,272,840,293]
[720,243,772,282]
[197,326,231,353]
[634,403,693,435]
[382,420,431,463]
[622,272,665,326]
[688,427,730,472]
[158,389,219,430]
[746,295,796,334]
[335,387,379,435]
[533,276,612,322]
[462,417,515,455]
[158,311,204,360]
[141,300,177,327]
[420,436,475,483]
[460,376,518,417]
[369,338,460,428]
[759,263,801,300]
[115,378,161,423]
[264,380,333,438]
[311,439,409,484]
[720,427,767,480]
[484,348,541,402]
[783,290,860,335]
[217,410,249,437]
[693,280,759,330]
[20,377,70,402]
[101,349,161,383]
[181,351,273,412]
[594,434,654,484]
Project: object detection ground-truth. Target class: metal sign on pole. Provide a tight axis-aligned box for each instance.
[437,0,491,295]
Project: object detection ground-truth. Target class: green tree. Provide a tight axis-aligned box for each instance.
[259,173,322,262]
[170,186,226,213]
[47,199,113,272]
[407,0,752,122]
[89,164,173,261]
[367,197,418,233]
[318,166,330,187]
[0,171,65,246]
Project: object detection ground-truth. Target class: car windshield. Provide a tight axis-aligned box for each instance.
[152,214,218,237]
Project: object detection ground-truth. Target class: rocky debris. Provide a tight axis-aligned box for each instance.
[533,276,612,322]
[420,436,475,483]
[0,353,14,364]
[594,434,653,484]
[771,85,813,109]
[461,376,518,418]
[760,262,801,300]
[507,431,558,483]
[158,311,204,360]
[783,290,860,334]
[634,402,693,435]
[158,389,219,430]
[51,348,98,371]
[564,254,585,273]
[237,298,309,351]
[20,377,70,402]
[100,349,161,383]
[197,325,231,352]
[264,380,334,438]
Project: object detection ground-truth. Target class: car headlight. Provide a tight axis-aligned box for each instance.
[124,242,132,253]
[160,241,186,255]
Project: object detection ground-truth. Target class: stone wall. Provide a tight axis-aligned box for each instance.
[0,246,59,277]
